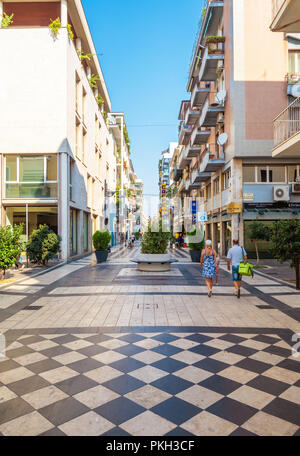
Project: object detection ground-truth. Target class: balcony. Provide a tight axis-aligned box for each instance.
[172,167,183,182]
[200,145,225,173]
[186,145,201,159]
[200,91,225,127]
[185,107,202,125]
[178,148,192,169]
[188,1,224,84]
[191,127,211,146]
[191,82,210,108]
[198,41,225,83]
[191,170,211,183]
[270,0,300,32]
[273,96,300,157]
[178,122,193,146]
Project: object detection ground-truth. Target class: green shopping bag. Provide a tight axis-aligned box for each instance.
[238,247,254,277]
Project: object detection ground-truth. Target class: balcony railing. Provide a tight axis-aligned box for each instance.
[274,96,300,148]
[6,183,58,199]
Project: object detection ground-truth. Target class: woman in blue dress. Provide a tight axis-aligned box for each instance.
[200,240,217,298]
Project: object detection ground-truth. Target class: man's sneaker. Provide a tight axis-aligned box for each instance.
[208,290,212,298]
[237,289,241,299]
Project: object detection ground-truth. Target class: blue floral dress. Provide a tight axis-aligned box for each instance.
[201,249,216,279]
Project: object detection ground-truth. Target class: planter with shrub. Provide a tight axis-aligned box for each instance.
[26,225,61,265]
[188,228,205,263]
[93,230,112,263]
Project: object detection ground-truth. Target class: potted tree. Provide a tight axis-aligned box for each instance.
[93,230,112,263]
[188,228,205,263]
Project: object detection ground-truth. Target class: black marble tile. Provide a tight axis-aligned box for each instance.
[247,375,290,396]
[263,345,291,358]
[8,375,50,396]
[115,344,145,357]
[207,397,257,426]
[235,358,271,374]
[151,358,188,374]
[95,397,146,426]
[6,346,34,359]
[199,375,242,395]
[263,397,300,427]
[252,335,281,345]
[188,344,219,357]
[277,359,300,374]
[152,344,182,357]
[26,359,62,374]
[101,427,131,437]
[151,334,179,343]
[118,334,146,344]
[218,334,246,344]
[230,427,257,436]
[39,427,67,436]
[67,358,104,374]
[18,336,45,346]
[151,397,200,426]
[102,374,145,395]
[165,427,194,437]
[56,375,99,395]
[151,375,194,395]
[227,345,257,357]
[39,397,89,426]
[51,335,79,345]
[185,334,213,344]
[193,358,229,373]
[40,346,70,358]
[84,334,112,344]
[0,397,34,425]
[109,357,146,374]
[0,360,20,373]
[78,345,108,357]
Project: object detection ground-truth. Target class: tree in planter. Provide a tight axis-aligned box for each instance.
[270,220,300,289]
[249,221,270,266]
[187,228,205,263]
[141,220,171,254]
[92,230,111,251]
[1,12,14,28]
[27,225,61,266]
[49,18,61,39]
[0,225,23,279]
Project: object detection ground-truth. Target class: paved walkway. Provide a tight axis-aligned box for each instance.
[0,248,299,436]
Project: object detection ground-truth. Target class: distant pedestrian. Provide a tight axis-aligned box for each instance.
[200,240,217,298]
[227,239,247,299]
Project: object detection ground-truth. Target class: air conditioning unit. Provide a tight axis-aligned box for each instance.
[273,185,290,202]
[292,183,300,193]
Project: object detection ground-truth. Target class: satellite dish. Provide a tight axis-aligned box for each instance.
[291,84,300,98]
[217,133,228,146]
[215,90,227,104]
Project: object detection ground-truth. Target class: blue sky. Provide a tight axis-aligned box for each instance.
[82,0,205,196]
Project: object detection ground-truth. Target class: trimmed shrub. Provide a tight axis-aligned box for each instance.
[92,230,111,251]
[27,225,61,265]
[141,220,170,254]
[187,228,205,251]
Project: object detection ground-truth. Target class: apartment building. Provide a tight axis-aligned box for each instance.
[0,0,124,259]
[271,0,300,161]
[174,0,300,257]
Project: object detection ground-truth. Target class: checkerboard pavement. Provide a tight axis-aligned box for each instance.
[0,330,299,436]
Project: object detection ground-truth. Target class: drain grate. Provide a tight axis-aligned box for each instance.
[23,306,43,311]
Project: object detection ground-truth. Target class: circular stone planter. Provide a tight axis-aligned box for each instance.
[95,250,109,264]
[131,254,178,272]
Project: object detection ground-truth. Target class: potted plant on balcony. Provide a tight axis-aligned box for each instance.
[206,36,225,54]
[92,230,112,263]
[188,228,205,263]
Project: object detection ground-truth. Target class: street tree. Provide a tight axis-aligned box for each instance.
[249,221,270,266]
[270,220,300,289]
[0,224,24,279]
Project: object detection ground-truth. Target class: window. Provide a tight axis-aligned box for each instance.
[269,166,285,183]
[87,174,92,208]
[206,184,211,199]
[76,73,81,115]
[69,159,75,201]
[5,155,58,199]
[83,212,89,252]
[223,169,231,189]
[243,166,256,183]
[82,88,87,125]
[82,129,87,164]
[257,167,268,183]
[213,178,220,195]
[288,165,300,182]
[288,50,300,74]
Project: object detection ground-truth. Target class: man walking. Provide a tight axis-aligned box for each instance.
[227,239,247,299]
